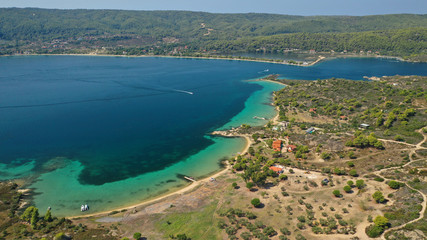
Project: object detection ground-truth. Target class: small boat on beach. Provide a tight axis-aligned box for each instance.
[80,204,90,212]
[176,174,196,182]
[253,116,268,120]
[184,176,196,182]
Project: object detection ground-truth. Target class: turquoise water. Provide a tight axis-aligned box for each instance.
[220,80,281,129]
[0,56,426,216]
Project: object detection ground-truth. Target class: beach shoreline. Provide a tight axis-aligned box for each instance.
[69,135,253,219]
[1,52,410,67]
[4,66,281,219]
[67,77,278,219]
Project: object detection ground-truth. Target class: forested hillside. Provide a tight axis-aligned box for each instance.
[1,8,426,41]
[200,28,427,57]
[0,8,426,60]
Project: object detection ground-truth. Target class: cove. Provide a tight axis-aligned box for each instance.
[0,56,426,216]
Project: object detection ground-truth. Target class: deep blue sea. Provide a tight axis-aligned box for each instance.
[0,56,425,216]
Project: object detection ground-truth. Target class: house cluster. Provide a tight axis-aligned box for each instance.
[272,139,299,154]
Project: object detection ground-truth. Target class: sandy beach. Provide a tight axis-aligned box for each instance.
[11,53,329,67]
[5,52,411,69]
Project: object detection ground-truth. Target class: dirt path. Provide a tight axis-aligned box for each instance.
[375,128,427,239]
[380,175,426,240]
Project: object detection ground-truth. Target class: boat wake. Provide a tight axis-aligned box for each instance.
[113,81,193,95]
[0,79,195,109]
[173,89,194,95]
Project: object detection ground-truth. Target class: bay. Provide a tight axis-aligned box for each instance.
[0,56,425,216]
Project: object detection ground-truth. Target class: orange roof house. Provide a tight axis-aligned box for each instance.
[287,145,297,152]
[272,140,282,152]
[269,166,284,173]
[340,116,347,120]
[309,108,317,113]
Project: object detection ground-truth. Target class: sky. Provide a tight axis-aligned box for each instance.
[0,0,426,16]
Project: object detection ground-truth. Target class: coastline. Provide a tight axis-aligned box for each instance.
[253,79,287,86]
[7,56,414,219]
[71,78,278,219]
[68,78,280,219]
[2,52,411,67]
[70,135,253,219]
[67,78,279,219]
[67,79,277,219]
[1,62,282,219]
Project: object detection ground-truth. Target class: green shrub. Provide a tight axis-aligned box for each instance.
[217,219,227,229]
[372,191,386,203]
[374,177,384,182]
[246,212,257,219]
[251,198,261,208]
[343,185,352,193]
[44,209,53,222]
[240,232,251,240]
[54,233,68,240]
[133,232,141,240]
[374,216,389,228]
[349,169,358,177]
[280,227,291,235]
[394,135,404,141]
[365,224,384,238]
[176,233,190,240]
[387,180,404,189]
[225,226,237,235]
[263,226,277,237]
[339,219,348,226]
[332,190,341,197]
[321,152,331,160]
[356,179,365,189]
[312,226,323,234]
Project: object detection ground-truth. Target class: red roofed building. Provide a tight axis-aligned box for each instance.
[287,145,297,152]
[272,140,282,152]
[269,166,284,173]
[309,108,317,113]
